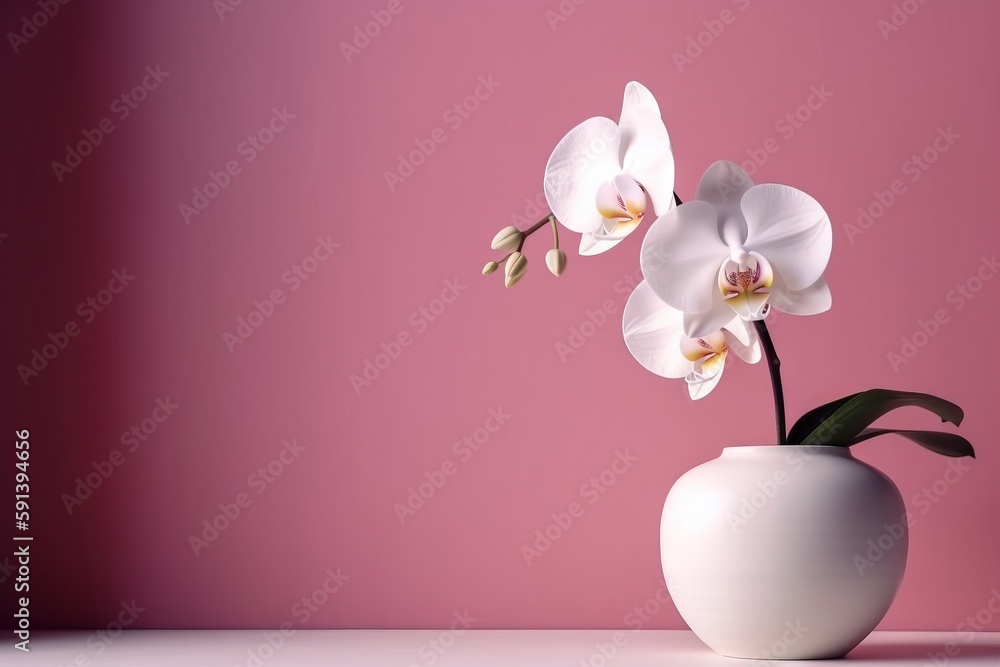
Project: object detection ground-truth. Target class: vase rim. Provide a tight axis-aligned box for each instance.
[721,444,854,456]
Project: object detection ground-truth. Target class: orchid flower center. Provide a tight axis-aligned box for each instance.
[718,251,773,320]
[595,174,646,238]
[679,331,727,385]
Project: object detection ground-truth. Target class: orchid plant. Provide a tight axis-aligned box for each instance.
[483,82,974,458]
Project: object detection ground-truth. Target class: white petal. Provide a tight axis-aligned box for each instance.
[741,184,832,291]
[681,295,734,338]
[640,201,729,314]
[596,181,629,219]
[695,160,754,248]
[723,325,761,364]
[622,281,689,378]
[615,173,646,216]
[687,363,725,400]
[721,315,752,346]
[620,81,661,118]
[578,232,626,256]
[543,117,622,235]
[771,272,832,316]
[620,114,673,215]
[595,174,645,221]
[618,83,673,215]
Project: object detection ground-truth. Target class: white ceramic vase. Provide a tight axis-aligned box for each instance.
[661,445,907,660]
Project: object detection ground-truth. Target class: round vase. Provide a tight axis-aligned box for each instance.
[660,445,907,660]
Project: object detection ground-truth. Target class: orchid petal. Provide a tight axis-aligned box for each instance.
[620,81,661,119]
[718,251,774,320]
[620,111,673,215]
[596,181,630,221]
[543,117,622,235]
[615,173,646,217]
[598,174,646,242]
[596,220,640,243]
[619,83,674,215]
[741,184,832,291]
[721,316,753,346]
[640,201,729,314]
[679,331,727,362]
[723,326,761,364]
[578,232,625,256]
[687,361,725,400]
[595,176,637,220]
[695,160,754,248]
[771,271,832,316]
[622,281,689,378]
[681,293,734,338]
[697,348,727,377]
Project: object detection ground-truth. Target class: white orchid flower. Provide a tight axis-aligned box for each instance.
[623,280,761,400]
[543,82,675,256]
[640,161,833,338]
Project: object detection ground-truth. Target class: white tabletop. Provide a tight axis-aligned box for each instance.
[4,630,1000,666]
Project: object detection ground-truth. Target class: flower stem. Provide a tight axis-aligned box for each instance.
[524,215,552,237]
[673,191,683,206]
[752,319,787,445]
[518,214,554,252]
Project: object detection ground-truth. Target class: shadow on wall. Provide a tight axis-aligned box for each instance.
[1,0,138,629]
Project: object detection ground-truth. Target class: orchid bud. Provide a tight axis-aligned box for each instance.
[491,225,523,252]
[504,252,527,287]
[545,248,567,277]
[482,261,499,275]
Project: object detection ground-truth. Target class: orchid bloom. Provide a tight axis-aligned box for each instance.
[543,82,675,256]
[640,161,833,338]
[623,280,761,400]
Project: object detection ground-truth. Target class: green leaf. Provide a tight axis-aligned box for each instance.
[849,428,975,458]
[801,389,964,445]
[787,392,861,444]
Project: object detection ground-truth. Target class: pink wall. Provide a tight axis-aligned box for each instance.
[3,0,999,631]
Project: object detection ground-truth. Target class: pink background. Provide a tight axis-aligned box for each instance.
[3,0,999,631]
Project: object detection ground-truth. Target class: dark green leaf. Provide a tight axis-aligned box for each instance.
[802,389,964,445]
[787,392,861,444]
[850,428,975,458]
